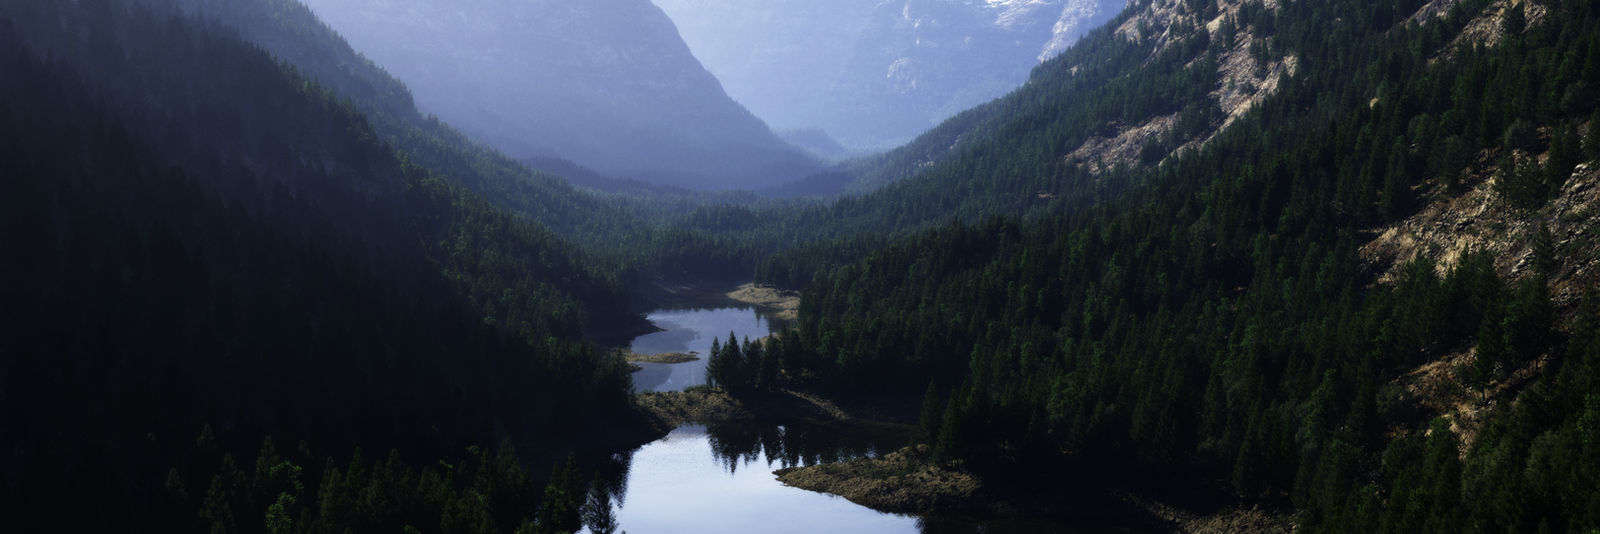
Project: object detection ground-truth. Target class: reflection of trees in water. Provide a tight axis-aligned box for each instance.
[581,450,633,534]
[705,421,907,474]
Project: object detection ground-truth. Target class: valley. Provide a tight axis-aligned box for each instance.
[1,0,1598,532]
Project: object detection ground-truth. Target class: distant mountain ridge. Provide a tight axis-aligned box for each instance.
[296,0,820,191]
[653,0,1128,149]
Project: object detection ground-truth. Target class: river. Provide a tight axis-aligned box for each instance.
[594,294,1092,533]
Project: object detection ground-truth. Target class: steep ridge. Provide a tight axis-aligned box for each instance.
[745,0,1600,530]
[0,1,641,529]
[159,0,657,239]
[154,0,775,286]
[296,0,820,191]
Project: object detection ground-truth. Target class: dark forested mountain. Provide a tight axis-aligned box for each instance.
[714,0,1600,530]
[5,0,1599,530]
[152,0,778,282]
[655,0,1129,150]
[0,0,642,530]
[294,0,821,191]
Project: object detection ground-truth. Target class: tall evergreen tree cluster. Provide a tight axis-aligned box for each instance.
[706,332,794,391]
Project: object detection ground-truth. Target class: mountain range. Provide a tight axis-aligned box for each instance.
[296,0,822,191]
[3,0,1599,531]
[654,0,1128,149]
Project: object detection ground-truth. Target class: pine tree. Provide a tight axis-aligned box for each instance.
[1585,110,1600,160]
[581,477,618,534]
[1548,123,1582,195]
[1533,224,1558,277]
[933,382,971,463]
[1502,2,1526,40]
[915,381,944,446]
[535,456,582,534]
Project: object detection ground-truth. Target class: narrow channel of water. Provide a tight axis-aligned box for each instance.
[607,297,1095,533]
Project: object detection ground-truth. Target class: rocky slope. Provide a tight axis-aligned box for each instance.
[296,0,819,191]
[1355,0,1600,455]
[654,0,1128,150]
[1066,0,1298,173]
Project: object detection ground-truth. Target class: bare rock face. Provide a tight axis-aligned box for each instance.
[1066,0,1298,174]
[1360,154,1599,301]
[297,0,819,190]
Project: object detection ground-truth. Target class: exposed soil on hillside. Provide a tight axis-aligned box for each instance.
[1360,131,1597,452]
[1359,153,1599,307]
[1068,0,1297,175]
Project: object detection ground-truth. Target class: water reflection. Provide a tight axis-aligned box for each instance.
[581,423,918,534]
[629,306,780,392]
[582,420,1088,534]
[705,420,903,474]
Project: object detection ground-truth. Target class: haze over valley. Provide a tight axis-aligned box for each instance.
[3,0,1600,532]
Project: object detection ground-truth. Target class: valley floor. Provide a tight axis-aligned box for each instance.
[632,386,1296,533]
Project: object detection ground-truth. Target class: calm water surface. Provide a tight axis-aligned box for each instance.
[629,306,776,392]
[604,303,1092,533]
[585,425,919,534]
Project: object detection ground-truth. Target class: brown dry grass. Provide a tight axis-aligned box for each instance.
[634,388,754,426]
[775,445,984,515]
[726,283,801,321]
[619,350,699,364]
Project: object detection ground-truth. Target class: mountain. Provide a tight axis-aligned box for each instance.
[295,0,821,191]
[653,0,1128,149]
[0,0,645,529]
[723,0,1600,529]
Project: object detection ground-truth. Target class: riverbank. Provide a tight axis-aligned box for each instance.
[633,386,896,427]
[775,445,983,514]
[617,348,699,364]
[774,445,1297,532]
[628,386,1295,531]
[726,283,801,321]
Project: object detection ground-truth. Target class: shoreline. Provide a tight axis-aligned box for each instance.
[774,445,986,515]
[616,348,700,364]
[725,282,801,322]
[627,386,1294,532]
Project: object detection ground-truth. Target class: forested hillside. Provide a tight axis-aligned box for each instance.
[714,0,1285,286]
[0,1,641,530]
[746,0,1600,530]
[6,0,1599,530]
